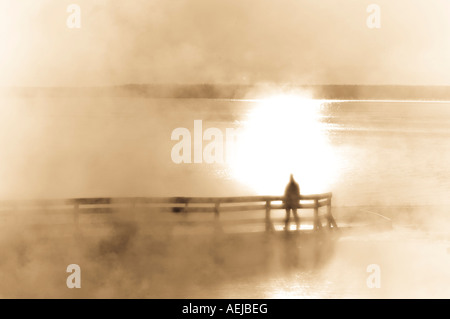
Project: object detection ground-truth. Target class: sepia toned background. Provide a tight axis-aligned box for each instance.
[0,0,449,299]
[1,0,450,87]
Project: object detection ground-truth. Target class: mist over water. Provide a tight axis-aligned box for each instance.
[2,96,450,205]
[2,0,450,299]
[0,95,449,298]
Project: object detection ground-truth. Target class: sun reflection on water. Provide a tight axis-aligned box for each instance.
[229,94,340,195]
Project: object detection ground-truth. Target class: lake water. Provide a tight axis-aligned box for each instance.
[0,96,449,298]
[1,96,450,205]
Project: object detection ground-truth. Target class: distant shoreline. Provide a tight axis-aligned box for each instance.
[1,84,450,101]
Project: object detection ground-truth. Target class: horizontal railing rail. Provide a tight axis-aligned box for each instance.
[0,193,337,232]
[0,193,332,207]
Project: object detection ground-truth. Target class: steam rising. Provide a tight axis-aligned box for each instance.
[0,1,450,299]
[1,0,450,86]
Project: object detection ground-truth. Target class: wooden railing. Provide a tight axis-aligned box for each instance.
[0,193,337,232]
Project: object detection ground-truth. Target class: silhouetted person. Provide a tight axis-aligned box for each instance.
[284,174,301,231]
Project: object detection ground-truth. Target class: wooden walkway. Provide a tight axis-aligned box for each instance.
[0,193,338,233]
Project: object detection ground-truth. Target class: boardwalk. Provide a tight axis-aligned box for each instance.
[0,193,338,236]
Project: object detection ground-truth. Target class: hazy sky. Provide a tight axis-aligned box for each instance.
[1,0,450,86]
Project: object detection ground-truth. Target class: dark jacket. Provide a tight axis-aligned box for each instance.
[284,176,300,209]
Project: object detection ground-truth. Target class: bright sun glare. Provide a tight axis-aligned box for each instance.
[230,94,339,195]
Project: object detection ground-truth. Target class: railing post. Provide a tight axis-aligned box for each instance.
[313,199,322,231]
[131,198,137,222]
[326,197,338,230]
[265,199,274,233]
[74,202,79,231]
[326,198,332,229]
[214,201,222,232]
[182,199,188,219]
